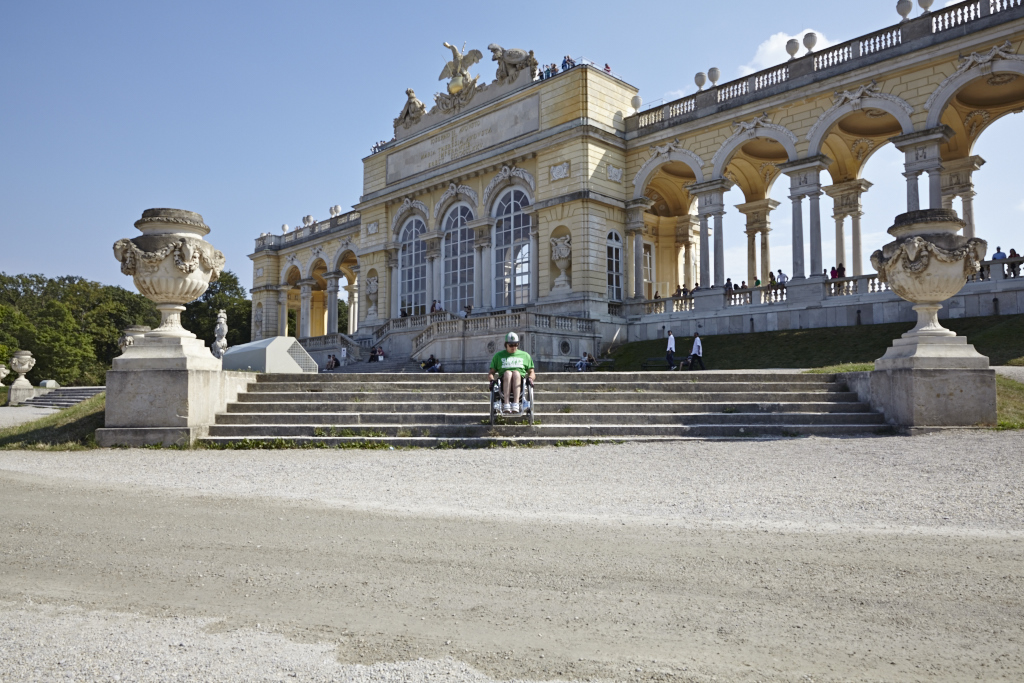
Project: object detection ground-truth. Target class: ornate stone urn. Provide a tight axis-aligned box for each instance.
[0,364,8,383]
[550,236,572,291]
[113,209,225,338]
[364,276,379,321]
[9,350,35,388]
[871,208,988,369]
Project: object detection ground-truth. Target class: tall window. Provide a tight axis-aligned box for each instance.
[493,188,532,307]
[643,243,654,299]
[606,231,623,301]
[399,217,427,315]
[443,204,475,312]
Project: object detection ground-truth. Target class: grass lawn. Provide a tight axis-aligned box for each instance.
[0,393,105,450]
[996,376,1024,429]
[608,314,1024,371]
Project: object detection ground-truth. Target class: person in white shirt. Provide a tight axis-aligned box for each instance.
[688,333,705,371]
[776,269,789,285]
[666,331,676,370]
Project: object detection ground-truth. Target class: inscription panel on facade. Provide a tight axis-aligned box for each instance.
[386,96,539,185]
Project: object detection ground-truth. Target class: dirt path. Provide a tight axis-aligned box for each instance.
[1,468,1022,682]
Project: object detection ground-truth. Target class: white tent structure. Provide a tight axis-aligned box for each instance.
[222,337,318,374]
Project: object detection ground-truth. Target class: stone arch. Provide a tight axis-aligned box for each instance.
[333,249,358,281]
[807,93,914,157]
[631,146,706,200]
[390,197,430,237]
[305,256,327,280]
[482,166,535,212]
[281,263,301,286]
[434,183,480,222]
[926,53,1024,129]
[711,118,799,180]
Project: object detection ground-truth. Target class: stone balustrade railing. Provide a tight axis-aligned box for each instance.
[371,311,457,343]
[254,211,361,250]
[629,0,1022,134]
[969,255,1024,281]
[411,312,598,356]
[297,332,364,360]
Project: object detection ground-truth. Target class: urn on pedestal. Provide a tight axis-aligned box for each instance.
[550,236,572,292]
[870,209,988,369]
[9,350,35,388]
[113,208,225,338]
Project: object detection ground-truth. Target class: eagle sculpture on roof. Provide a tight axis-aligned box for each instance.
[438,42,483,94]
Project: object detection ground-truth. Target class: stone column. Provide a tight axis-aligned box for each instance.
[808,191,823,277]
[684,242,696,291]
[473,245,484,308]
[689,180,731,289]
[712,211,725,287]
[633,230,644,298]
[277,287,289,337]
[674,214,698,292]
[425,255,437,309]
[892,126,953,213]
[780,156,832,280]
[389,257,400,319]
[298,280,314,338]
[325,273,340,334]
[824,179,872,277]
[851,212,863,276]
[735,199,779,285]
[482,242,493,309]
[624,198,652,298]
[529,223,540,303]
[790,194,805,279]
[834,216,846,273]
[760,230,771,285]
[941,156,985,240]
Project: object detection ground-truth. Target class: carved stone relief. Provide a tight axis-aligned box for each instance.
[550,162,570,181]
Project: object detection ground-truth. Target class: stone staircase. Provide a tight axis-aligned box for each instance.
[202,372,888,447]
[22,386,106,409]
[327,356,425,374]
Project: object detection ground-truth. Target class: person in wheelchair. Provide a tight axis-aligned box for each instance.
[488,332,535,415]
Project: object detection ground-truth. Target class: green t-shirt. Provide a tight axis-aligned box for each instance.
[490,349,534,378]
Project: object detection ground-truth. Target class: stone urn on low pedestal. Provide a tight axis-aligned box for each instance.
[363,276,379,322]
[6,351,36,406]
[868,208,995,427]
[550,236,572,294]
[96,208,254,447]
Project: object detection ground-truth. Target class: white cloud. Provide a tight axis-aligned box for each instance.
[661,88,689,102]
[738,29,837,77]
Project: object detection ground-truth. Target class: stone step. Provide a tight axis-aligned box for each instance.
[245,381,849,394]
[235,391,863,403]
[207,416,886,438]
[224,400,874,414]
[254,372,837,383]
[202,421,891,447]
[213,412,886,427]
[21,387,105,409]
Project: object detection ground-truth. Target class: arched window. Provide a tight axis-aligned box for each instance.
[399,217,427,316]
[493,188,531,307]
[606,231,623,301]
[443,204,475,312]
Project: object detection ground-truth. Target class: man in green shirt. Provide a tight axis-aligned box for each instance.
[488,332,535,414]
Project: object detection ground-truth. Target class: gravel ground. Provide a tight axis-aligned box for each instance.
[0,433,1021,532]
[0,406,56,429]
[995,365,1024,383]
[1,433,1023,682]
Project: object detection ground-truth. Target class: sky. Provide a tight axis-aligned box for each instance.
[2,0,1021,293]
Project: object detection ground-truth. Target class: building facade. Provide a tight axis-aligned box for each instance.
[251,2,1024,369]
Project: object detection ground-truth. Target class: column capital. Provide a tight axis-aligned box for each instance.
[824,179,873,218]
[387,256,399,269]
[890,125,954,152]
[779,155,832,197]
[297,279,316,292]
[689,179,733,215]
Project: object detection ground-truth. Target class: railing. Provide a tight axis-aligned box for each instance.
[991,0,1023,15]
[254,210,361,250]
[754,66,789,90]
[814,43,853,71]
[970,256,1024,281]
[411,311,597,355]
[297,332,364,361]
[824,275,890,296]
[608,302,623,316]
[372,311,457,343]
[667,96,696,117]
[638,108,663,128]
[859,25,901,56]
[934,1,982,32]
[717,80,748,102]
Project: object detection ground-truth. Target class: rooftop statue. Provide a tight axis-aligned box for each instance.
[438,42,483,95]
[394,88,427,131]
[488,44,538,85]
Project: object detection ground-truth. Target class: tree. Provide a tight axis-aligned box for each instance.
[181,270,251,348]
[337,298,349,335]
[16,300,97,385]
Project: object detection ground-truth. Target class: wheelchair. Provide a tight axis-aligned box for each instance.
[489,376,535,426]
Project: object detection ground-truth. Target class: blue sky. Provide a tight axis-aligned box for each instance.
[2,0,1020,292]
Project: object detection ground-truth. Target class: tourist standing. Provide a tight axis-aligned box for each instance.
[837,263,846,278]
[777,269,789,285]
[688,333,705,371]
[666,331,676,370]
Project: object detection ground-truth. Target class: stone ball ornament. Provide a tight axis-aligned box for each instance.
[630,95,642,112]
[786,39,800,60]
[694,72,707,91]
[112,208,226,339]
[803,32,818,54]
[9,350,36,388]
[871,209,987,337]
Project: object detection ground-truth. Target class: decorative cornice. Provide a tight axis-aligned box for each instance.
[390,197,430,234]
[434,183,479,218]
[482,166,535,208]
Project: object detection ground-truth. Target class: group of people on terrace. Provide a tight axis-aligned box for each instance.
[990,246,1022,278]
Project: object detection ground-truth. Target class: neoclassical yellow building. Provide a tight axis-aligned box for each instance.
[251,3,1024,368]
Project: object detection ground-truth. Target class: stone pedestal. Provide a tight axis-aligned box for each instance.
[6,383,36,407]
[691,287,725,311]
[867,368,996,428]
[96,336,255,447]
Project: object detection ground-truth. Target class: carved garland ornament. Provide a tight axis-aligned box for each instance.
[113,237,225,281]
[711,113,798,172]
[390,197,430,234]
[925,41,1024,112]
[482,166,536,207]
[870,236,987,284]
[434,183,480,217]
[806,81,913,146]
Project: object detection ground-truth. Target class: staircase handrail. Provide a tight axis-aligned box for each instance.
[410,311,598,357]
